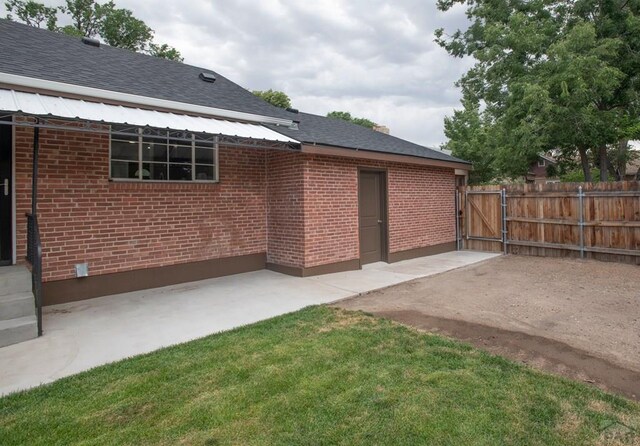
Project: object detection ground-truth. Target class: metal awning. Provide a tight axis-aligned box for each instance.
[0,89,299,145]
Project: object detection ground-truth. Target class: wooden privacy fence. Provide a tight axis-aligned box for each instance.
[456,182,640,264]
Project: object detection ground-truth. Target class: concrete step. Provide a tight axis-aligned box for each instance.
[0,266,32,296]
[0,292,35,321]
[0,315,37,348]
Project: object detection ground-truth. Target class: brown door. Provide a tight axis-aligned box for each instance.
[358,171,386,264]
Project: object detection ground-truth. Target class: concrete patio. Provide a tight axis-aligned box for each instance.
[0,250,499,396]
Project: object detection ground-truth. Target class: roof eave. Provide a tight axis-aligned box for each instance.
[0,72,294,127]
[300,143,472,170]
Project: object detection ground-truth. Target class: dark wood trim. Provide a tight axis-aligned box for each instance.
[266,258,361,277]
[387,242,456,263]
[42,252,266,306]
[302,144,471,170]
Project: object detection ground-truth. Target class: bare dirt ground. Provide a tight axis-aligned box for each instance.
[335,255,640,401]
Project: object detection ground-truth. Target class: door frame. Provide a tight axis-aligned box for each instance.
[11,117,16,265]
[357,167,389,264]
[0,116,16,266]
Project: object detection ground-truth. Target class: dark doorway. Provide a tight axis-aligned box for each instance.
[358,170,387,265]
[0,117,12,266]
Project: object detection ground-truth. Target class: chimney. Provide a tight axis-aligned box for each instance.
[373,124,389,135]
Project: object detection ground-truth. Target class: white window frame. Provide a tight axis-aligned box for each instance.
[109,128,219,183]
[538,159,545,167]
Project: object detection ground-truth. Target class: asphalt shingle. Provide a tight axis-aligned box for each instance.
[268,112,469,164]
[0,19,291,120]
[0,19,468,165]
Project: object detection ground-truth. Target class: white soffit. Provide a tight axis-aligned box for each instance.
[0,89,299,143]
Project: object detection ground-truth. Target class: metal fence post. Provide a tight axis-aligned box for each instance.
[464,189,469,249]
[578,186,585,259]
[455,189,460,251]
[501,188,508,255]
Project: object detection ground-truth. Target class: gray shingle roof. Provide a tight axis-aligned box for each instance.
[268,111,469,164]
[0,19,468,165]
[0,19,291,120]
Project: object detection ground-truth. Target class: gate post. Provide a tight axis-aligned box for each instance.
[501,188,508,255]
[455,189,460,250]
[578,186,585,259]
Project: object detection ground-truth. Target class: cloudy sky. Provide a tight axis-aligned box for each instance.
[3,0,472,148]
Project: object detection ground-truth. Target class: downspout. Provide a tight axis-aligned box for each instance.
[31,120,43,336]
[31,122,38,217]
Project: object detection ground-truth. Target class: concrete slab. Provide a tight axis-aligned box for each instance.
[0,251,499,396]
[309,250,499,294]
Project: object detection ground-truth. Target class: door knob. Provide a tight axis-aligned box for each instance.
[377,219,383,224]
[2,178,7,196]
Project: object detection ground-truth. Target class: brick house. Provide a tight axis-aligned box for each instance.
[526,154,559,184]
[0,21,469,342]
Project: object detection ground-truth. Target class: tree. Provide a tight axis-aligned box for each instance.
[442,100,497,183]
[326,111,376,129]
[252,90,292,109]
[5,0,58,30]
[61,0,113,38]
[436,0,640,182]
[99,7,152,52]
[6,0,183,62]
[147,43,183,62]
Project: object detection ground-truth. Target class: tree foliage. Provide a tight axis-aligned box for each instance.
[442,100,497,183]
[147,43,183,62]
[252,89,292,109]
[61,0,112,37]
[99,7,152,52]
[4,0,57,30]
[5,0,183,62]
[436,0,640,183]
[326,111,376,129]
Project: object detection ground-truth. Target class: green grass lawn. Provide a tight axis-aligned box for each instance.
[1,306,639,445]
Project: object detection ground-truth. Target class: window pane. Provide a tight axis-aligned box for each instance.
[169,145,192,163]
[142,162,168,181]
[111,132,138,143]
[195,164,215,181]
[195,147,214,164]
[142,142,167,162]
[169,164,192,181]
[111,140,138,161]
[111,161,138,179]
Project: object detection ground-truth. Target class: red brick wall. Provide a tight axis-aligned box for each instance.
[14,120,456,282]
[266,151,305,267]
[302,154,456,268]
[302,156,359,267]
[387,162,456,253]
[15,124,267,282]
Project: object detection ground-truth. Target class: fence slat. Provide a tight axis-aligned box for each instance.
[459,181,640,265]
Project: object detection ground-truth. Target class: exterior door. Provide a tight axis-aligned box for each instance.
[0,117,12,266]
[358,170,386,264]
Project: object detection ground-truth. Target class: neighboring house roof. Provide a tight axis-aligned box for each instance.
[0,19,291,120]
[626,155,640,178]
[538,153,557,164]
[268,111,469,164]
[0,19,468,166]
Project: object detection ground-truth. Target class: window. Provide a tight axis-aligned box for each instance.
[110,128,218,182]
[538,159,545,167]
